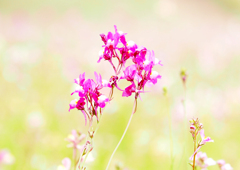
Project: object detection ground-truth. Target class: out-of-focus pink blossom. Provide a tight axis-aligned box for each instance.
[0,149,15,165]
[57,158,71,170]
[65,130,86,150]
[193,152,216,170]
[217,160,233,170]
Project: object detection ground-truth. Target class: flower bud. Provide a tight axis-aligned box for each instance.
[190,125,196,135]
[180,68,187,84]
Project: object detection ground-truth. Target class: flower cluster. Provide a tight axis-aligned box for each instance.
[98,25,162,99]
[69,72,110,125]
[190,152,233,170]
[66,25,163,170]
[189,118,214,170]
[189,118,214,159]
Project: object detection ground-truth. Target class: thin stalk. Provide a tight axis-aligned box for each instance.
[192,133,197,170]
[165,95,173,170]
[182,83,187,169]
[80,141,92,170]
[105,99,137,170]
[73,148,77,170]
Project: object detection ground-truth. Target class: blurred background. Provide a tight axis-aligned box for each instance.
[0,0,240,169]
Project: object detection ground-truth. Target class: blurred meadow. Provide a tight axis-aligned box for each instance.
[0,0,240,169]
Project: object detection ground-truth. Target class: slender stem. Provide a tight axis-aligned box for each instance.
[73,148,77,170]
[105,99,137,170]
[192,133,197,170]
[183,83,187,169]
[81,142,92,170]
[165,95,173,170]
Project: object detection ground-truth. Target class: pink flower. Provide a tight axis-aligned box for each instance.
[65,130,86,149]
[217,160,233,170]
[98,26,162,99]
[149,71,161,85]
[190,129,213,160]
[120,65,137,82]
[69,72,110,125]
[193,152,216,170]
[57,158,71,170]
[122,83,136,97]
[97,95,109,108]
[199,129,214,145]
[0,149,14,165]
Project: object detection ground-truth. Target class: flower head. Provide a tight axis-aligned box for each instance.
[69,72,110,125]
[98,25,162,99]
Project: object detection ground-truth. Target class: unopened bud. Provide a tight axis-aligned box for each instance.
[180,68,187,84]
[190,125,196,134]
[163,87,168,96]
[88,131,95,139]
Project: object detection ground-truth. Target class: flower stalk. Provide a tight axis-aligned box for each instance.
[105,98,137,170]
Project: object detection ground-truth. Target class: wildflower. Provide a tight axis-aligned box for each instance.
[199,129,214,145]
[69,72,110,125]
[57,158,71,170]
[217,160,233,170]
[189,118,213,160]
[65,130,86,150]
[194,152,216,170]
[98,26,162,99]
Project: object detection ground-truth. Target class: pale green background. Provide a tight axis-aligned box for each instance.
[0,0,240,169]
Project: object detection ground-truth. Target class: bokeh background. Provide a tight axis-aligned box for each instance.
[0,0,240,169]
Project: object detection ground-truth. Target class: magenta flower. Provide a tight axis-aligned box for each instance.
[97,95,109,108]
[120,65,137,82]
[98,25,163,99]
[69,72,110,125]
[149,71,162,85]
[122,83,136,97]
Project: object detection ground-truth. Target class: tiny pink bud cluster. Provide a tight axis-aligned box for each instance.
[189,118,214,162]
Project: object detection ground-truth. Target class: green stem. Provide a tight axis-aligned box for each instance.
[166,95,174,170]
[105,99,137,170]
[192,133,197,170]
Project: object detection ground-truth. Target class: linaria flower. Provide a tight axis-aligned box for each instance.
[99,25,162,99]
[65,130,86,150]
[69,72,110,125]
[217,160,233,170]
[193,152,216,170]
